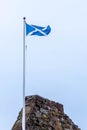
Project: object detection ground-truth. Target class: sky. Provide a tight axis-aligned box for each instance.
[0,0,87,129]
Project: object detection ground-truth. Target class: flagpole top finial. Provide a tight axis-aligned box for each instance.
[23,17,26,20]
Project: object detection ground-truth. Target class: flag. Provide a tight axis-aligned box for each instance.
[26,23,51,36]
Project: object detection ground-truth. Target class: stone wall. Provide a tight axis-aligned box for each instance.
[12,95,81,130]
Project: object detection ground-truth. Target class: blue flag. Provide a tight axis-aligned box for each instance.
[26,23,51,36]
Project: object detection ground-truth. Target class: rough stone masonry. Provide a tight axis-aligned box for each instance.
[12,95,81,130]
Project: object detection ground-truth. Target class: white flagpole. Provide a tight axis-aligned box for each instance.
[22,17,26,130]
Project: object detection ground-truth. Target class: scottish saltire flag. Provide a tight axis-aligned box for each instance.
[26,23,51,36]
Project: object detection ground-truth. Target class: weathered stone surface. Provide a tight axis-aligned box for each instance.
[12,95,81,130]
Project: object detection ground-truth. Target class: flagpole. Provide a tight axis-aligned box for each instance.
[22,17,26,130]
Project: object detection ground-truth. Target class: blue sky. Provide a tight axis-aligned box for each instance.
[0,0,87,129]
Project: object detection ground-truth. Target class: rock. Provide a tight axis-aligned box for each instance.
[12,95,81,130]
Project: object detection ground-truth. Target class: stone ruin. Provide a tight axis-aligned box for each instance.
[12,95,81,130]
